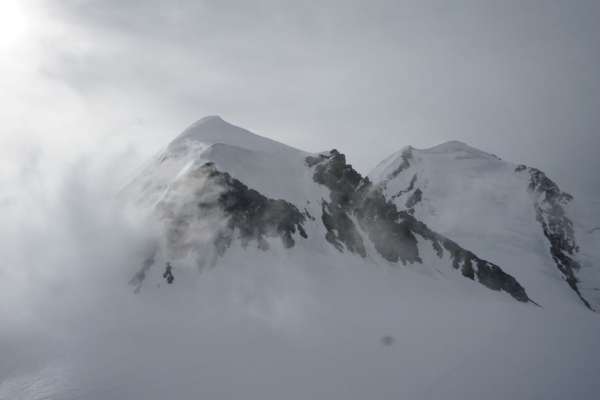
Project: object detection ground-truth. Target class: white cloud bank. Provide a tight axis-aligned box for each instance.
[1,2,600,398]
[1,149,600,400]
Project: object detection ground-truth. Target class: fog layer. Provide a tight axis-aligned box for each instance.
[1,151,600,400]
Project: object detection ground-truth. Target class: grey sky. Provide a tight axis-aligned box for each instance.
[2,2,600,397]
[2,0,600,196]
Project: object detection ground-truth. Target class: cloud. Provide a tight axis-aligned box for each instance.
[2,2,600,398]
[24,0,598,199]
[1,146,600,399]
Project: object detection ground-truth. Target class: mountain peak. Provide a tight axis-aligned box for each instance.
[421,140,477,153]
[169,116,304,156]
[184,115,232,132]
[192,115,227,125]
[428,140,469,150]
[416,140,500,160]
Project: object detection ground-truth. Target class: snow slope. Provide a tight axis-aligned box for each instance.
[2,119,600,400]
[122,115,321,208]
[121,118,534,304]
[369,141,600,311]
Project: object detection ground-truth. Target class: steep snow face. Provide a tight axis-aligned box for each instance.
[6,122,600,400]
[122,116,333,287]
[173,115,299,154]
[369,141,600,311]
[307,150,530,302]
[122,115,322,210]
[122,119,533,304]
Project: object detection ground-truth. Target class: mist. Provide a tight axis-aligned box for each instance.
[1,148,599,400]
[2,1,600,398]
[3,0,600,196]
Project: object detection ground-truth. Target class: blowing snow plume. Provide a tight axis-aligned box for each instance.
[122,116,535,304]
[2,117,600,400]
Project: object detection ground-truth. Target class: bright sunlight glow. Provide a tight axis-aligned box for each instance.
[0,0,30,51]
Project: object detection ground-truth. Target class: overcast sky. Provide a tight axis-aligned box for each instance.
[2,2,600,397]
[1,0,599,196]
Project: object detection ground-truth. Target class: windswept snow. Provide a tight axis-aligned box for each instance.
[122,116,323,211]
[3,118,600,400]
[370,141,600,311]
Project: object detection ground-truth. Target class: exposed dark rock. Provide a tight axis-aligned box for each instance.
[321,200,366,256]
[129,244,158,293]
[305,153,329,167]
[386,147,413,180]
[401,211,529,302]
[391,174,417,201]
[308,150,532,303]
[310,149,364,208]
[515,164,527,172]
[405,188,422,209]
[303,208,316,221]
[163,262,174,284]
[516,165,592,310]
[356,188,421,264]
[199,162,307,253]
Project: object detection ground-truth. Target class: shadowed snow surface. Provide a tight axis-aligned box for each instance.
[2,118,600,400]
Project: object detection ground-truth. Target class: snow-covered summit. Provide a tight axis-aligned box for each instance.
[124,116,316,207]
[170,115,302,156]
[369,140,600,311]
[120,118,600,312]
[419,140,498,157]
[121,119,545,306]
[369,141,501,184]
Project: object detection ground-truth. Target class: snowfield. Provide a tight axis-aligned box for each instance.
[1,117,599,400]
[370,140,600,310]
